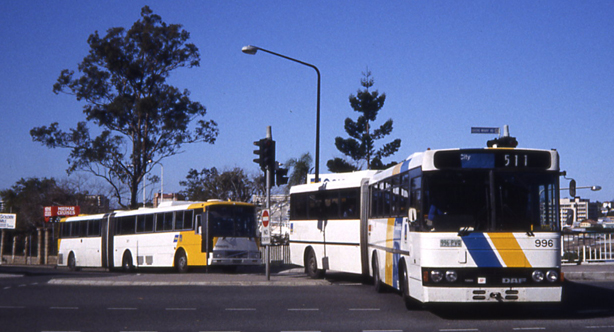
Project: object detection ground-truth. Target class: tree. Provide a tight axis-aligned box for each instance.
[285,152,313,188]
[327,70,401,172]
[0,177,106,233]
[179,167,258,202]
[30,6,218,209]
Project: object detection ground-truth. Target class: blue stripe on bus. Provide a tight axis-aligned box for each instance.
[461,233,502,268]
[399,159,411,173]
[392,217,403,289]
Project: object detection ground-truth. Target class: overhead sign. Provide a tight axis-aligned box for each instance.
[44,206,80,222]
[261,209,271,246]
[471,127,500,134]
[0,214,16,229]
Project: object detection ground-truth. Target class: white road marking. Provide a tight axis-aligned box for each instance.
[288,308,319,311]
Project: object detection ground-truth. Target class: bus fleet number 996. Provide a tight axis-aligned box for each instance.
[535,239,554,248]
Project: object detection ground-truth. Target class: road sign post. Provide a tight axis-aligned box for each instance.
[261,209,271,245]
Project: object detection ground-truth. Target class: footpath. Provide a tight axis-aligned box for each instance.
[2,263,614,286]
[48,266,331,287]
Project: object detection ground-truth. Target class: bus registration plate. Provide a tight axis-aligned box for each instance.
[440,239,462,247]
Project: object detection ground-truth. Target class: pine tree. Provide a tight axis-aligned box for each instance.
[327,70,401,171]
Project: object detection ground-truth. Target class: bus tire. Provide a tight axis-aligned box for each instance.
[122,251,134,273]
[175,249,189,273]
[67,252,77,271]
[399,260,420,310]
[373,254,384,293]
[305,248,324,279]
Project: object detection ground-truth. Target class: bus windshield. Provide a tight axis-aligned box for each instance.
[423,171,559,233]
[208,205,257,237]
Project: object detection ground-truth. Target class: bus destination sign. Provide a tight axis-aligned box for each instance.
[434,150,552,170]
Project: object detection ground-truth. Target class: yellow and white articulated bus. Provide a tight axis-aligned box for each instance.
[290,143,563,307]
[57,200,261,272]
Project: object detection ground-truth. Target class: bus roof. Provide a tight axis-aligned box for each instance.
[370,147,559,184]
[61,200,255,221]
[292,170,377,194]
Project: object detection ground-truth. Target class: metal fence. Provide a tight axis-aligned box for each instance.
[562,231,614,264]
[260,244,292,265]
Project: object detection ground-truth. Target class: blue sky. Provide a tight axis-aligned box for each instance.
[1,0,613,202]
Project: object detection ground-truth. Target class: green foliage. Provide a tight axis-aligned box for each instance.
[326,157,355,173]
[0,177,106,233]
[30,6,218,208]
[328,70,401,172]
[179,167,259,202]
[285,152,313,188]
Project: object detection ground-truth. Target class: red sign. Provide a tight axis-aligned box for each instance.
[44,206,80,222]
[261,210,270,228]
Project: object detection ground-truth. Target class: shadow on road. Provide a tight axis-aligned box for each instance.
[429,281,614,320]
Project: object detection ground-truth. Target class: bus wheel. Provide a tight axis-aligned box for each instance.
[122,251,134,273]
[399,260,420,309]
[175,250,189,273]
[373,255,384,293]
[305,249,324,279]
[67,252,77,271]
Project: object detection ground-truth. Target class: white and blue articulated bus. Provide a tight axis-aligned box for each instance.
[290,137,563,307]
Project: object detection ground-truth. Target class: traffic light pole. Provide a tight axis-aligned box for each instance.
[265,126,272,281]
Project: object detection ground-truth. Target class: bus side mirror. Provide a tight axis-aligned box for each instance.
[195,215,202,235]
[408,208,418,223]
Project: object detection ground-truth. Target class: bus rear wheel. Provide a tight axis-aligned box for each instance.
[175,250,189,273]
[122,251,134,273]
[67,252,77,271]
[305,248,324,279]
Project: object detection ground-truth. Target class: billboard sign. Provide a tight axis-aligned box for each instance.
[0,214,16,229]
[44,206,80,222]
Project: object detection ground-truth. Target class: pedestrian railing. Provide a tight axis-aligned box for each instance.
[259,244,291,265]
[562,231,614,264]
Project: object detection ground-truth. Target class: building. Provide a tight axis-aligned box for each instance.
[560,197,600,225]
[153,193,178,208]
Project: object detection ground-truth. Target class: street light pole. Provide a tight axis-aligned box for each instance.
[242,45,321,182]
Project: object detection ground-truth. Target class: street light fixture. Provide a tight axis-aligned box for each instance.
[242,45,321,182]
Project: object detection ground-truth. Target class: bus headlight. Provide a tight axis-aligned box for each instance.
[430,270,444,283]
[445,270,458,282]
[532,270,545,283]
[546,270,559,283]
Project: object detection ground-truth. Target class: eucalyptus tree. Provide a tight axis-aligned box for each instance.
[31,6,218,208]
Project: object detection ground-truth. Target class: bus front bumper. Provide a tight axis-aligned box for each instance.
[421,286,562,303]
[210,251,262,266]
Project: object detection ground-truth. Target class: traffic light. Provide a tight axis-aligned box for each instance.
[275,163,289,186]
[253,138,276,171]
[253,138,266,170]
[262,138,275,171]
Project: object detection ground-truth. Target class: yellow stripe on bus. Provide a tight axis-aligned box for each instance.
[385,218,395,285]
[488,233,531,268]
[179,230,208,266]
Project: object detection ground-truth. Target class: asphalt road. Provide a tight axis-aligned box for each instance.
[2,266,614,332]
